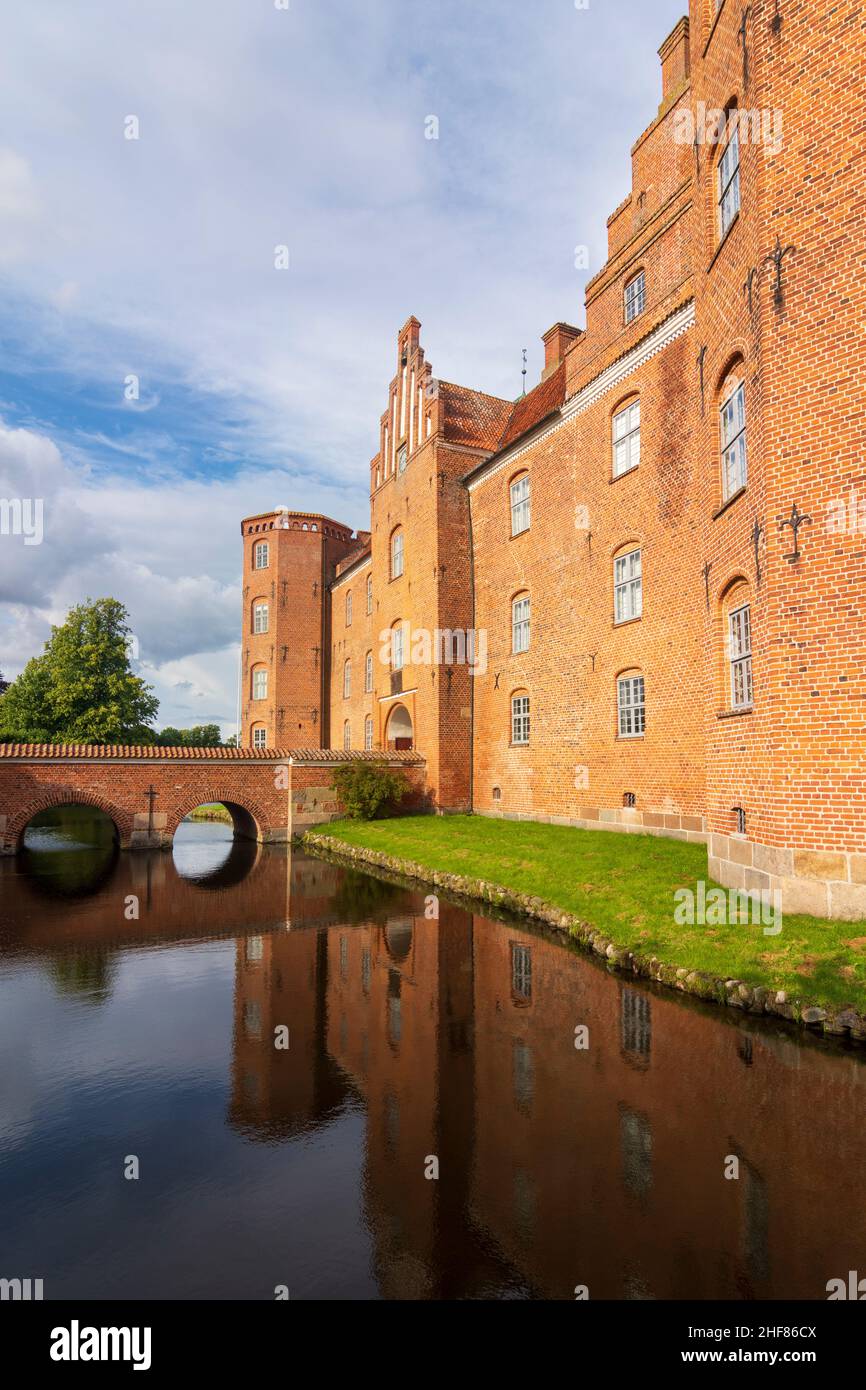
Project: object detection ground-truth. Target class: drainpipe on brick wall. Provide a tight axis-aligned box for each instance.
[467,486,476,813]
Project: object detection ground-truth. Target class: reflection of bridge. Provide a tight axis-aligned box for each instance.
[0,745,425,854]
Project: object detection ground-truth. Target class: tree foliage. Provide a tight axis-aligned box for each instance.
[331,762,409,820]
[0,598,159,744]
[156,724,222,747]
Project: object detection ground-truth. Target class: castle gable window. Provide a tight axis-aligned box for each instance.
[253,601,269,634]
[512,595,530,653]
[510,475,530,536]
[613,400,640,478]
[391,528,404,579]
[617,674,645,737]
[614,548,642,623]
[720,379,747,500]
[729,604,753,709]
[252,668,268,701]
[624,271,645,324]
[254,541,269,570]
[718,122,741,238]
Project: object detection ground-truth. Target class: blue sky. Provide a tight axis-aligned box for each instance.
[0,0,685,736]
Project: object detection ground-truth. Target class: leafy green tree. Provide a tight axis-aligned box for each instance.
[0,670,8,695]
[331,762,409,820]
[0,598,158,744]
[156,724,222,747]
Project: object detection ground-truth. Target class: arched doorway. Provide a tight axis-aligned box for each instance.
[385,703,413,751]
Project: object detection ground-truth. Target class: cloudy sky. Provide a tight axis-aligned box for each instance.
[0,0,684,737]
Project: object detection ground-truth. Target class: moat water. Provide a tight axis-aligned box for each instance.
[1,810,864,1301]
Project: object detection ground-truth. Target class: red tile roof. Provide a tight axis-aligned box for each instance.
[0,744,424,764]
[495,362,566,452]
[440,382,513,450]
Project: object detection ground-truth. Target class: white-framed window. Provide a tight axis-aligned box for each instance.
[718,121,741,238]
[343,659,351,698]
[511,694,530,745]
[617,674,645,737]
[366,574,373,614]
[614,549,643,623]
[613,401,641,478]
[253,601,269,634]
[343,720,351,750]
[624,271,646,324]
[729,604,753,709]
[346,590,353,626]
[253,726,267,749]
[720,380,747,500]
[392,625,404,670]
[364,716,373,750]
[252,668,268,701]
[391,529,404,578]
[510,475,530,536]
[512,596,530,653]
[254,540,269,570]
[365,650,373,693]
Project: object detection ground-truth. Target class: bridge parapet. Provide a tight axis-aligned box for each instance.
[0,746,426,854]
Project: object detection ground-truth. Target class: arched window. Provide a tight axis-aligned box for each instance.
[391,622,405,671]
[390,527,404,579]
[617,672,645,737]
[510,473,530,536]
[511,690,530,745]
[345,590,353,626]
[252,725,267,749]
[366,573,373,613]
[343,659,351,698]
[613,546,642,623]
[612,398,640,478]
[343,719,351,750]
[512,594,530,653]
[624,270,646,324]
[722,582,753,710]
[365,650,373,693]
[253,540,269,570]
[720,373,747,500]
[364,716,374,750]
[252,666,268,701]
[252,600,269,634]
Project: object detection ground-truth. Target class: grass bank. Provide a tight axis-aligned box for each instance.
[306,815,866,1026]
[184,804,233,824]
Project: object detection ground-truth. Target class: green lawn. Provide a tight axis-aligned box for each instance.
[308,815,866,1014]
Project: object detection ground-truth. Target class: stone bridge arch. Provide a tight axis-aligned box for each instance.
[8,788,132,852]
[166,791,274,845]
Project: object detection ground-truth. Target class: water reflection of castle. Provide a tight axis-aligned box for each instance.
[6,844,866,1299]
[228,854,866,1302]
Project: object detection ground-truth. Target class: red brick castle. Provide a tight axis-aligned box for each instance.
[241,3,866,920]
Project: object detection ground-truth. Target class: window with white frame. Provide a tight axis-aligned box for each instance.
[253,726,267,749]
[510,475,530,536]
[391,529,404,578]
[728,603,753,709]
[614,549,642,623]
[718,121,741,238]
[617,674,645,737]
[624,271,646,324]
[343,659,351,698]
[512,595,530,653]
[343,720,351,750]
[364,716,373,750]
[613,401,641,478]
[511,694,530,745]
[720,379,747,500]
[365,650,373,693]
[366,574,373,613]
[392,624,404,670]
[346,590,353,626]
[253,601,269,634]
[254,540,269,570]
[252,668,268,701]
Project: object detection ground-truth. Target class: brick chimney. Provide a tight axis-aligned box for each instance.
[658,16,690,105]
[541,322,583,381]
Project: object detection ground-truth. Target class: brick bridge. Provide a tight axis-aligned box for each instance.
[0,745,425,854]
